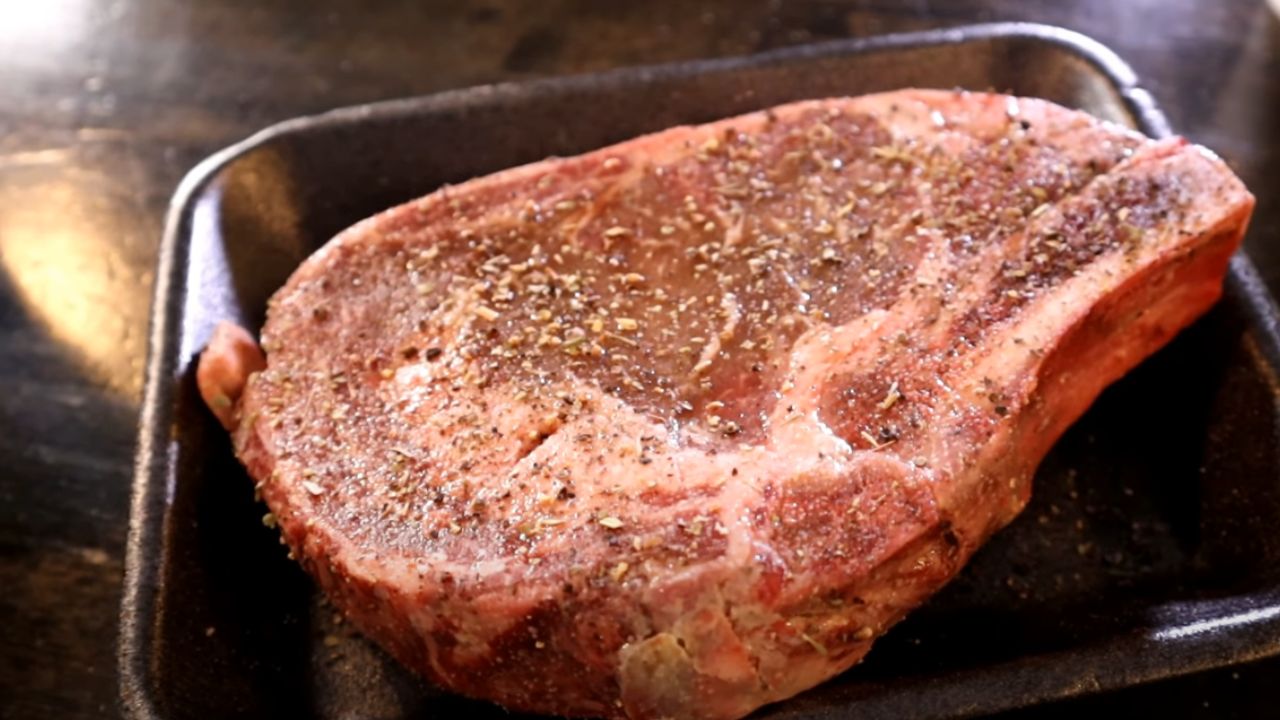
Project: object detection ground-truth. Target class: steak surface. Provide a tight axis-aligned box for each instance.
[199,90,1254,720]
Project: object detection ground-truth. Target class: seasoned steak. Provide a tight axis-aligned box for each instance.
[200,90,1254,720]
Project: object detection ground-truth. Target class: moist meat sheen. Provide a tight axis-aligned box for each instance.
[199,90,1254,720]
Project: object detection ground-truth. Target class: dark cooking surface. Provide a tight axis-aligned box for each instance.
[2,3,1279,720]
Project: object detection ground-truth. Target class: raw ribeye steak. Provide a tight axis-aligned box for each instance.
[198,89,1254,720]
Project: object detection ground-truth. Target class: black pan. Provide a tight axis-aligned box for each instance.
[120,22,1280,720]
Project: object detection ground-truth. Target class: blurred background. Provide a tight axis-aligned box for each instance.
[0,1,1275,718]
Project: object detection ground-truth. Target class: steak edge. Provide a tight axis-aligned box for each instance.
[199,90,1254,719]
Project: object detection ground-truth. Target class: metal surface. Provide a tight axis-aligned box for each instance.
[121,22,1280,720]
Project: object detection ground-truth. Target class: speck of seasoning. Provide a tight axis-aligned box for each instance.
[598,516,625,530]
[616,318,639,332]
[303,481,324,496]
[860,430,892,450]
[610,561,630,582]
[911,457,929,468]
[800,632,828,656]
[262,513,278,528]
[474,305,500,321]
[853,627,874,641]
[877,381,901,411]
[871,145,913,163]
[604,226,630,238]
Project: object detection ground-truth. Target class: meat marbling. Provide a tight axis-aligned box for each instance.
[198,90,1254,719]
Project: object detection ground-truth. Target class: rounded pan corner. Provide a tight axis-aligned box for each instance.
[1226,252,1280,372]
